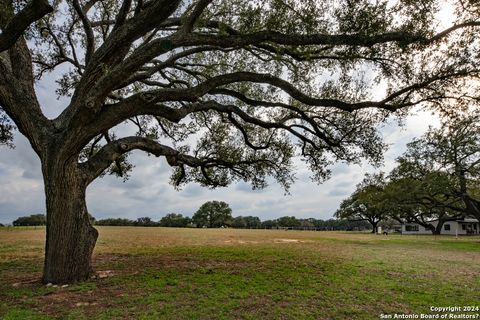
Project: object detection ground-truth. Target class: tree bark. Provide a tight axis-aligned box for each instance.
[42,159,98,284]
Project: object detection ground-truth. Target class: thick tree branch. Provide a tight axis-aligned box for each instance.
[82,98,337,162]
[58,0,183,130]
[71,66,473,153]
[80,136,189,183]
[0,2,52,153]
[60,18,480,136]
[88,30,423,99]
[117,70,467,114]
[100,18,480,92]
[72,29,402,108]
[0,66,51,154]
[72,0,95,65]
[81,135,281,185]
[114,46,224,90]
[0,0,53,53]
[429,21,480,42]
[182,0,214,33]
[112,0,132,32]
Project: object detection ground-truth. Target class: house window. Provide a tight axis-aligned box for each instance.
[405,225,419,232]
[462,224,466,230]
[444,224,451,231]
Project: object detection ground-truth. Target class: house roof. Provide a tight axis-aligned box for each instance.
[399,217,479,225]
[458,218,479,223]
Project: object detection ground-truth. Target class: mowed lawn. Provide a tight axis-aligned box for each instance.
[0,227,479,319]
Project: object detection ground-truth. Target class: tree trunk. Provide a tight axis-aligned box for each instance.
[42,160,98,284]
[432,223,442,235]
[370,221,378,233]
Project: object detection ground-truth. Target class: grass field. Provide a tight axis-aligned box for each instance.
[0,227,479,319]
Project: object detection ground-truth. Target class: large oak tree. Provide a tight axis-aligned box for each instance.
[192,200,232,227]
[1,0,479,283]
[335,173,389,233]
[392,110,480,222]
[383,174,464,234]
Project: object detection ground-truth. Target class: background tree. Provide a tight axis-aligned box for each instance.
[231,216,247,228]
[13,214,46,226]
[192,200,232,228]
[335,173,389,233]
[160,213,191,227]
[243,216,261,229]
[277,216,301,228]
[1,0,479,283]
[134,217,159,226]
[261,219,278,229]
[392,110,480,221]
[386,172,464,234]
[95,218,135,226]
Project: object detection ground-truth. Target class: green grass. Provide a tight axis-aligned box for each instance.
[0,307,52,320]
[0,227,479,319]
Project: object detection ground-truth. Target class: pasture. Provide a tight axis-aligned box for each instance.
[0,227,479,319]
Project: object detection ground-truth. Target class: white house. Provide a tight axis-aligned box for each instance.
[400,218,479,235]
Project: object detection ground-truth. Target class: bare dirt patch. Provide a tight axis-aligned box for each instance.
[224,239,260,244]
[36,284,130,317]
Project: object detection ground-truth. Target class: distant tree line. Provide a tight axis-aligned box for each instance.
[8,201,370,230]
[94,214,192,227]
[13,214,46,226]
[95,217,156,227]
[11,213,94,227]
[259,217,370,231]
[94,214,369,230]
